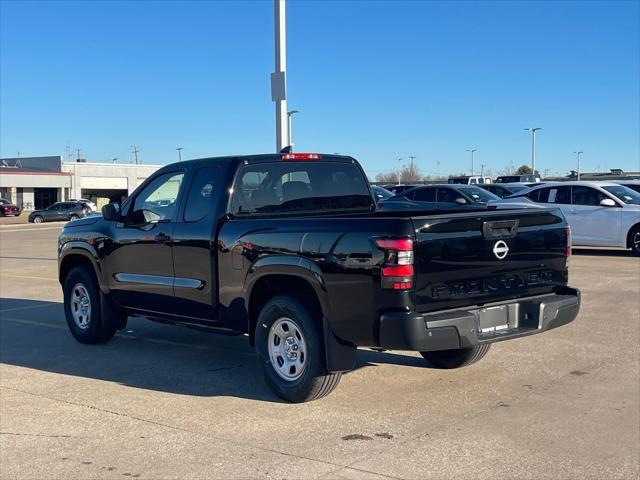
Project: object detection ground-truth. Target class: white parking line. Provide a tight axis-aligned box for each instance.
[0,303,58,314]
[0,226,63,233]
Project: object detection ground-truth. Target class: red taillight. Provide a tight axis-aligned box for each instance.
[282,153,321,161]
[382,265,414,277]
[375,239,413,251]
[376,237,415,290]
[566,226,572,262]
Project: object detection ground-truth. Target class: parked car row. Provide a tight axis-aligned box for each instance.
[377,179,640,256]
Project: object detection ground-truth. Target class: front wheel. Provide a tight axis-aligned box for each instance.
[69,214,79,221]
[32,215,44,223]
[63,265,116,344]
[255,295,341,403]
[420,344,491,369]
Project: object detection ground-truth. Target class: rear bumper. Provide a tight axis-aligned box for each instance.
[378,287,580,352]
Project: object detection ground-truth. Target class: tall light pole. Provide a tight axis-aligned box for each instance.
[397,158,402,185]
[524,127,542,174]
[480,164,486,176]
[573,151,583,180]
[176,147,183,162]
[466,148,477,175]
[286,110,299,150]
[271,0,288,152]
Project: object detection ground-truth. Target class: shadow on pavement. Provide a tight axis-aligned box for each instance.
[573,248,634,257]
[0,297,429,403]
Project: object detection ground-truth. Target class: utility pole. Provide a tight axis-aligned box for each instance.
[132,145,139,165]
[408,156,416,179]
[286,110,299,150]
[480,164,486,176]
[66,145,71,162]
[176,147,183,162]
[524,127,542,174]
[397,158,402,185]
[573,151,583,181]
[271,0,288,152]
[76,148,81,161]
[466,149,477,175]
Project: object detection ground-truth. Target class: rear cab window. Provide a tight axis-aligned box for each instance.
[230,161,372,215]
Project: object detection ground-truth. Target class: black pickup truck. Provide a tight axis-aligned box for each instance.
[58,153,580,402]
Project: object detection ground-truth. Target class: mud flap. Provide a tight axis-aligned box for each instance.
[322,317,356,372]
[100,292,128,331]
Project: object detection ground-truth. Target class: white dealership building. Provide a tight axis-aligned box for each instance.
[0,156,161,210]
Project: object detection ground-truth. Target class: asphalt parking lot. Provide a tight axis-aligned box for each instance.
[1,224,638,480]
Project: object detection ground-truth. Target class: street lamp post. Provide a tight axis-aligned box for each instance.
[397,158,402,185]
[286,110,299,150]
[466,149,477,176]
[524,127,542,174]
[176,147,183,162]
[272,0,288,152]
[573,151,583,181]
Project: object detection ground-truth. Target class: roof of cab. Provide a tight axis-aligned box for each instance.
[156,153,358,172]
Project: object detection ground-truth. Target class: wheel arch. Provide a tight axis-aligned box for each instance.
[58,244,104,290]
[626,222,640,248]
[244,256,356,373]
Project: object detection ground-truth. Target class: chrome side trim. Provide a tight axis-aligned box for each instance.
[114,273,204,289]
[114,273,173,286]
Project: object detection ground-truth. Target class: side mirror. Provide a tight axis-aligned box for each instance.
[600,198,617,207]
[455,197,468,204]
[102,203,121,221]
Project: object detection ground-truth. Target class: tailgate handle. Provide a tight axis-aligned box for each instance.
[482,219,519,240]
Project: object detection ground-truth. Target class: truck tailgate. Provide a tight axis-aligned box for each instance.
[411,208,569,313]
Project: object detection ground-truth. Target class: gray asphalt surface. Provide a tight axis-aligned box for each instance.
[1,224,638,479]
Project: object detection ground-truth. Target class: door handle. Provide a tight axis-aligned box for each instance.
[154,232,171,243]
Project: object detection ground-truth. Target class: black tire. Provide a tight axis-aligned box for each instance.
[63,265,116,344]
[255,295,342,403]
[32,215,44,224]
[629,225,640,256]
[420,344,491,369]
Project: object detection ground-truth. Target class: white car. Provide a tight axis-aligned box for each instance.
[497,181,640,255]
[70,198,97,212]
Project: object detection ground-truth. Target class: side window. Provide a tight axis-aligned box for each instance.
[413,188,435,202]
[544,186,571,204]
[528,188,542,202]
[131,172,184,223]
[436,188,458,203]
[183,166,222,222]
[571,186,605,206]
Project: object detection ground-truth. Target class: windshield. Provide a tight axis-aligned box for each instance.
[459,186,500,202]
[372,186,393,201]
[603,185,640,205]
[0,199,9,205]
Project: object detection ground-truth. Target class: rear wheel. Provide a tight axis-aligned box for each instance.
[32,215,44,223]
[629,225,640,256]
[420,344,491,369]
[63,265,116,344]
[255,295,341,402]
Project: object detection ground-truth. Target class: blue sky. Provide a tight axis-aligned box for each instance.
[1,0,638,178]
